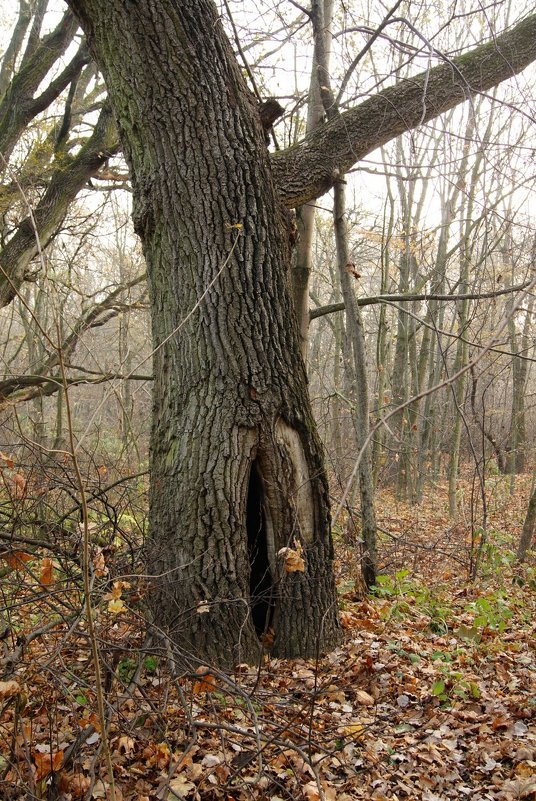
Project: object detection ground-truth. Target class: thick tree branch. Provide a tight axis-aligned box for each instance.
[0,370,152,409]
[0,11,80,161]
[30,43,91,120]
[309,278,536,320]
[0,0,33,100]
[0,105,119,308]
[273,12,536,207]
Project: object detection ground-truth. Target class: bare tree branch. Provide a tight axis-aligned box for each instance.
[273,12,536,207]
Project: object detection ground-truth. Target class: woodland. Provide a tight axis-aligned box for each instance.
[0,0,535,799]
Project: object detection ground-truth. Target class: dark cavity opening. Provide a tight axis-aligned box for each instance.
[246,460,273,637]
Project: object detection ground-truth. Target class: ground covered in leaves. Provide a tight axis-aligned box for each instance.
[1,476,535,801]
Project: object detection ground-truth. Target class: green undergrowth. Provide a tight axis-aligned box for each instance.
[360,562,536,706]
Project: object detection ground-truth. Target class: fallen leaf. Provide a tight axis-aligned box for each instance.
[166,775,195,799]
[342,722,366,741]
[33,749,63,781]
[0,680,20,699]
[355,689,375,706]
[118,736,135,756]
[193,671,217,694]
[302,782,321,801]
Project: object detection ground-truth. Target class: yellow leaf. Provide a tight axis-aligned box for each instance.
[108,598,126,614]
[342,722,366,741]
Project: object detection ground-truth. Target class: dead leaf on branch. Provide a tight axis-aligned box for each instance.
[2,550,32,570]
[103,580,131,613]
[108,598,127,614]
[12,472,26,498]
[345,262,361,280]
[93,548,108,577]
[39,557,54,586]
[278,540,305,573]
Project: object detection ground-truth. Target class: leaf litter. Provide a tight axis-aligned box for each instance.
[0,477,534,801]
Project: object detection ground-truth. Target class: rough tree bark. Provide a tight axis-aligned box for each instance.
[67,0,341,667]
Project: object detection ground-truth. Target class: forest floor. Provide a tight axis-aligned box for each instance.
[1,473,535,801]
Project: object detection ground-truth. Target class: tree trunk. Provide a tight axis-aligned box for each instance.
[506,288,531,476]
[372,198,394,487]
[291,0,334,359]
[68,0,341,668]
[333,180,377,586]
[517,481,536,563]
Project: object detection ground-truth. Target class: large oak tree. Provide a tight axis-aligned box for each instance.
[4,0,536,666]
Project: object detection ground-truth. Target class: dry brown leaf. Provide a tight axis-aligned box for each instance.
[2,550,32,570]
[0,451,14,469]
[39,557,54,586]
[193,672,217,694]
[118,735,135,756]
[67,773,91,798]
[355,689,375,706]
[33,749,64,781]
[93,549,108,577]
[303,782,322,801]
[12,472,26,498]
[166,775,195,799]
[0,680,20,700]
[278,545,305,573]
